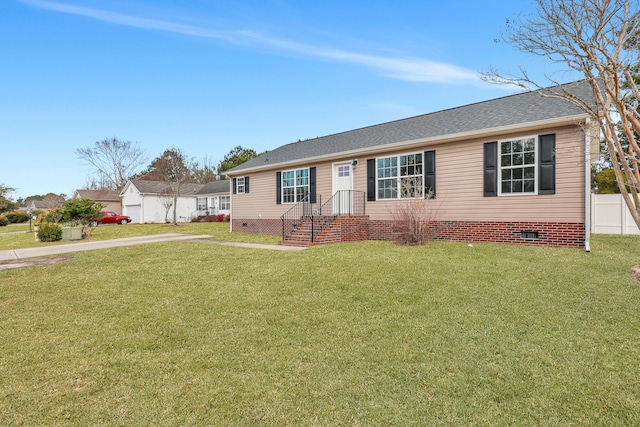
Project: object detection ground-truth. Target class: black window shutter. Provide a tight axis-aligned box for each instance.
[538,134,556,195]
[276,172,282,204]
[424,150,436,198]
[309,167,316,203]
[232,178,237,194]
[484,142,498,197]
[367,159,376,201]
[244,176,250,194]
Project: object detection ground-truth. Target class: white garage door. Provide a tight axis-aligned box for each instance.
[125,205,142,223]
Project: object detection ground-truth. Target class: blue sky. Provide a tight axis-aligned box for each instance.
[1,0,563,200]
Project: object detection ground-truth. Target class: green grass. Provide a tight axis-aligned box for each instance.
[0,222,280,250]
[1,231,640,425]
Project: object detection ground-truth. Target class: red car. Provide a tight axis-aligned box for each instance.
[98,211,132,225]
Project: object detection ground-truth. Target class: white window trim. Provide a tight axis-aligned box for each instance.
[197,197,207,211]
[236,177,246,194]
[375,151,424,200]
[281,167,310,204]
[219,196,230,210]
[497,135,538,196]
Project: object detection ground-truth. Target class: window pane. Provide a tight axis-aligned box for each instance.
[523,138,535,151]
[512,180,523,193]
[502,181,511,193]
[513,168,522,179]
[524,180,535,192]
[283,188,295,203]
[524,167,535,179]
[501,155,511,167]
[524,152,535,164]
[513,153,523,165]
[512,140,523,152]
[378,179,397,199]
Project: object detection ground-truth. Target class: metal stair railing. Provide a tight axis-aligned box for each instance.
[280,194,321,241]
[311,190,366,241]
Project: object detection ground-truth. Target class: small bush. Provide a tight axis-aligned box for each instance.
[40,208,63,224]
[0,215,8,227]
[37,222,63,242]
[225,214,231,222]
[4,211,30,223]
[216,214,225,222]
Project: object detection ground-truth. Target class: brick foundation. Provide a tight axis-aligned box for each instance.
[232,218,282,236]
[234,217,585,248]
[370,220,585,248]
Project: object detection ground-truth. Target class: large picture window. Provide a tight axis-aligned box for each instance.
[377,153,423,199]
[282,168,309,203]
[500,137,536,194]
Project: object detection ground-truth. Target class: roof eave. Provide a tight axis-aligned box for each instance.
[226,114,590,175]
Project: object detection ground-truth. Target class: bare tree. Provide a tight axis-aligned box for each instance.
[192,156,218,184]
[42,193,65,210]
[157,187,174,223]
[149,148,196,226]
[482,0,640,228]
[76,137,148,191]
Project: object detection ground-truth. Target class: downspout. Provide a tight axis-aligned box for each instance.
[229,187,233,233]
[584,117,592,252]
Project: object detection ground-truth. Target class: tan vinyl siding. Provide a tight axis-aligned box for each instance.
[233,124,586,224]
[365,125,585,222]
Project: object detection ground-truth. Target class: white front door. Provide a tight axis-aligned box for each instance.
[332,162,354,215]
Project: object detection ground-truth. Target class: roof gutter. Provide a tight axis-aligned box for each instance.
[227,113,590,176]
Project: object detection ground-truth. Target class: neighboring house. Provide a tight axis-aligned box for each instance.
[22,200,52,214]
[226,80,599,249]
[195,180,231,218]
[119,178,230,223]
[73,189,122,214]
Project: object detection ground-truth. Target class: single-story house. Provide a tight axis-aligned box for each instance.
[195,180,231,218]
[73,189,122,214]
[120,178,230,223]
[226,80,598,249]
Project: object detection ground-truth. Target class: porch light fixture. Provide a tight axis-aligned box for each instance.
[352,159,359,167]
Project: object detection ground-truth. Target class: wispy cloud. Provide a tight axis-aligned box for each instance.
[19,0,479,84]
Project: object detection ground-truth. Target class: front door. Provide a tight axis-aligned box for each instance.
[332,162,354,215]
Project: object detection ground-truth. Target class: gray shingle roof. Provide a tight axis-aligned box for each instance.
[129,178,204,196]
[228,80,593,174]
[196,180,230,195]
[74,189,120,201]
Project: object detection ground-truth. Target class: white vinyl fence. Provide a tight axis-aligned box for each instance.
[591,193,640,235]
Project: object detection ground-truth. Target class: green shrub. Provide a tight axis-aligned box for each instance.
[4,211,30,223]
[40,208,63,224]
[0,215,8,227]
[37,222,62,242]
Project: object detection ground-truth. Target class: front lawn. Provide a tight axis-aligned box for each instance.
[0,221,280,251]
[1,233,639,425]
